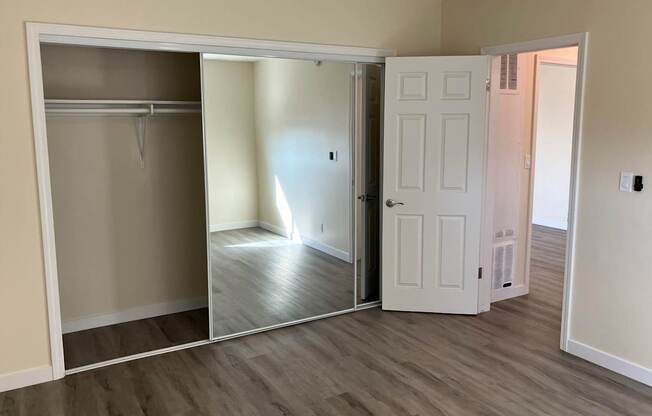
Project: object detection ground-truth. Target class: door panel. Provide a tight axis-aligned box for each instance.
[397,114,426,191]
[437,215,466,289]
[382,56,489,314]
[441,114,470,191]
[395,214,424,287]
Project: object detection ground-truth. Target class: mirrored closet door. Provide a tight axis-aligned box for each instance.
[43,44,210,370]
[356,63,383,306]
[201,54,357,338]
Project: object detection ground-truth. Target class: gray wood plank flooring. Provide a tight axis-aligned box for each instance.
[210,227,354,337]
[2,225,651,415]
[63,308,209,369]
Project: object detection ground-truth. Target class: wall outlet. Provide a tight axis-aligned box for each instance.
[620,171,634,192]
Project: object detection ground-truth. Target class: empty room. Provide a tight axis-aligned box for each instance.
[1,1,652,415]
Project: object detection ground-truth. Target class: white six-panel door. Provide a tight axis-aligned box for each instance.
[381,56,489,314]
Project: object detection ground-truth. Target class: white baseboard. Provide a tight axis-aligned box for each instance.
[301,236,352,263]
[258,220,291,238]
[532,217,567,230]
[566,339,652,387]
[258,221,352,263]
[0,365,52,393]
[210,220,259,233]
[491,284,528,303]
[62,296,208,334]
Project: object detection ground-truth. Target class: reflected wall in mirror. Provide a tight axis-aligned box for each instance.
[202,55,355,338]
[356,64,383,306]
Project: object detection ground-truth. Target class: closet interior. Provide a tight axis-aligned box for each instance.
[42,42,383,371]
[43,44,209,370]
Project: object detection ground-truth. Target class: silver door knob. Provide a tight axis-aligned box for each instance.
[385,199,405,208]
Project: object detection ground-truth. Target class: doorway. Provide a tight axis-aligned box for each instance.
[483,45,580,344]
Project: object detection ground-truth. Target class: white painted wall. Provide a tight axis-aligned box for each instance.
[203,60,258,231]
[532,62,577,230]
[254,59,353,260]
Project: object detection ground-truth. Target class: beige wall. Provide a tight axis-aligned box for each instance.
[43,45,207,322]
[443,0,652,369]
[0,0,442,376]
[203,60,258,229]
[254,59,353,255]
[48,118,208,321]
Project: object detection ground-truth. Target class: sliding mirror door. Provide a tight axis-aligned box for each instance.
[201,54,355,338]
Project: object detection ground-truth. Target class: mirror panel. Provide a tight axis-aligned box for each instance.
[202,54,355,338]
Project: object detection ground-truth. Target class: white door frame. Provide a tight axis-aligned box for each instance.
[480,33,589,352]
[26,22,394,384]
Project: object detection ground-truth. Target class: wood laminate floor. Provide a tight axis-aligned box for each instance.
[210,227,354,337]
[3,225,652,415]
[63,308,209,369]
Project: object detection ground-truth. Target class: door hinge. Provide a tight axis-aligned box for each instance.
[478,267,483,279]
[485,78,491,92]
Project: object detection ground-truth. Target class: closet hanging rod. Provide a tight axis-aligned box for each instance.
[45,99,201,105]
[44,99,202,115]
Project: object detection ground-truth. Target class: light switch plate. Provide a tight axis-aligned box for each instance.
[620,171,634,192]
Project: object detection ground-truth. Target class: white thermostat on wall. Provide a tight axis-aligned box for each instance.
[619,171,634,192]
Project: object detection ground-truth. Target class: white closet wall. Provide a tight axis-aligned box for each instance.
[43,45,207,326]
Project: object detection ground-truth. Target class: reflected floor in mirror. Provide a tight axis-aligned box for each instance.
[210,227,354,337]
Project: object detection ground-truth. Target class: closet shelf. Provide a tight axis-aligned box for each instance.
[44,99,202,115]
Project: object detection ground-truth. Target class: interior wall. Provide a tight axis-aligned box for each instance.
[0,0,442,377]
[203,60,258,230]
[254,59,353,258]
[442,0,652,371]
[532,61,577,230]
[43,45,207,324]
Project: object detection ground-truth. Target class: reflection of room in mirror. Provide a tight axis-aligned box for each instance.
[202,56,360,338]
[210,227,353,336]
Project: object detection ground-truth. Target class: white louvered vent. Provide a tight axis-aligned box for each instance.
[499,54,518,91]
[492,241,516,289]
